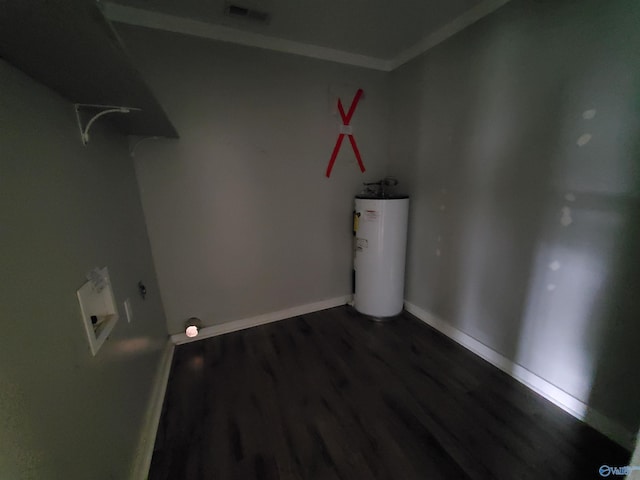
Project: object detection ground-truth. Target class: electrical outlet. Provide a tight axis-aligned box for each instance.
[124,298,133,323]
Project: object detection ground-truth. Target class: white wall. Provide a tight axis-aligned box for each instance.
[116,25,390,334]
[0,60,168,478]
[390,0,640,439]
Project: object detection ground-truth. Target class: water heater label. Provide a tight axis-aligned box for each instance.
[356,238,368,251]
[364,210,379,222]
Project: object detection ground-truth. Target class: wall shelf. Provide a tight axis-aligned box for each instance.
[0,0,179,141]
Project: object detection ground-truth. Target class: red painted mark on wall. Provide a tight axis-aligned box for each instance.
[325,89,366,178]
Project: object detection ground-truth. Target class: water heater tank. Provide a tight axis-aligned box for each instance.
[354,193,409,318]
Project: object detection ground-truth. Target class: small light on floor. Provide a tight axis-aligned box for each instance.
[185,325,199,337]
[185,317,202,338]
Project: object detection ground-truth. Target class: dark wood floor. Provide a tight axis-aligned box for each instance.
[149,306,630,480]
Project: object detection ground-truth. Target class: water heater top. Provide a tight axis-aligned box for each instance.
[355,193,409,199]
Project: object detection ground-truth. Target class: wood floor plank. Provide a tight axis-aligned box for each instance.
[149,306,631,479]
[324,313,550,479]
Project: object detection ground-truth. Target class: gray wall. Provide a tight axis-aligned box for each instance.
[0,60,168,479]
[390,0,640,436]
[115,25,390,334]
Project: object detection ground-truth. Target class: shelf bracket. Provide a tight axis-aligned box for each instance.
[74,103,141,145]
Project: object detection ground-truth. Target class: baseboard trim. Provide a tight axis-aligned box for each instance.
[129,340,175,480]
[404,301,635,451]
[171,295,351,345]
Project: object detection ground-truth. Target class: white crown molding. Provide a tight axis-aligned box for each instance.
[389,0,511,70]
[103,1,511,72]
[102,3,392,71]
[170,295,350,345]
[404,301,636,451]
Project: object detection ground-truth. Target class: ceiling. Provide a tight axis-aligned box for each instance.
[104,0,509,68]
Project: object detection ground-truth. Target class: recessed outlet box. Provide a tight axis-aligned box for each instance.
[77,267,119,356]
[124,298,133,323]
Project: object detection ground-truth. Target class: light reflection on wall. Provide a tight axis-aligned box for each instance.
[105,337,166,359]
[515,203,623,404]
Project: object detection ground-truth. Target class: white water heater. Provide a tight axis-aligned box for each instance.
[354,194,409,318]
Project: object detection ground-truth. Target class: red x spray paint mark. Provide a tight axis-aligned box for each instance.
[325,88,366,178]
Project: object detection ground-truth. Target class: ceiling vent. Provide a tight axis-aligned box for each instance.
[224,4,271,24]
